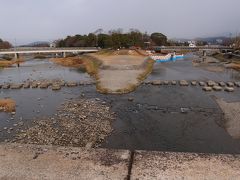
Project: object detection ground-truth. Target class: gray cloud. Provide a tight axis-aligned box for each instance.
[0,0,240,44]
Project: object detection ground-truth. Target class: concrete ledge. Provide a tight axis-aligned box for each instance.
[0,143,130,180]
[132,151,240,180]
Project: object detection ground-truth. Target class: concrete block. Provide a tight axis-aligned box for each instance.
[199,81,205,86]
[179,80,189,86]
[203,86,212,91]
[227,82,234,87]
[225,87,234,92]
[131,151,240,180]
[213,85,222,91]
[191,81,197,86]
[0,143,130,180]
[219,81,226,87]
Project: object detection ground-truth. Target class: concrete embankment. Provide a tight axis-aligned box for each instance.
[0,143,240,179]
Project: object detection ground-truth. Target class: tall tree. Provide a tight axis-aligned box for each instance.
[150,33,167,46]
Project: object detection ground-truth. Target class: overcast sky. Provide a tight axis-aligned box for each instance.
[0,0,240,45]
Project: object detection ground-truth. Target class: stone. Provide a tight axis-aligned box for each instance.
[2,84,10,89]
[199,81,205,86]
[171,81,177,85]
[31,83,38,88]
[66,82,77,87]
[163,81,169,85]
[23,83,30,88]
[10,84,23,89]
[218,81,226,87]
[225,87,234,92]
[191,81,197,86]
[151,80,162,85]
[213,86,222,91]
[52,85,61,91]
[128,97,134,102]
[39,83,49,89]
[227,82,234,87]
[235,82,240,87]
[207,80,217,87]
[179,80,189,86]
[202,86,212,91]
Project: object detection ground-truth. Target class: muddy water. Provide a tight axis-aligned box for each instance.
[0,59,91,83]
[1,58,240,154]
[147,57,240,81]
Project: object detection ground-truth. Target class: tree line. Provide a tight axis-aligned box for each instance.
[56,29,168,49]
[0,39,12,49]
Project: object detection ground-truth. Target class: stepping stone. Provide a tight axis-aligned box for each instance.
[10,84,23,89]
[151,80,162,85]
[202,86,212,91]
[171,81,177,85]
[31,83,38,88]
[207,80,217,87]
[218,81,226,87]
[52,85,61,91]
[2,84,10,89]
[225,87,234,92]
[213,86,222,91]
[191,81,197,86]
[235,82,240,87]
[23,83,30,88]
[199,81,205,86]
[227,82,234,87]
[39,83,49,89]
[66,82,78,87]
[163,80,169,85]
[179,80,189,86]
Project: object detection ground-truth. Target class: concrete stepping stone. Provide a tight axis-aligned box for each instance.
[235,82,240,87]
[66,82,78,87]
[227,82,234,87]
[171,81,177,85]
[191,81,197,86]
[151,80,162,85]
[31,83,38,88]
[52,84,61,91]
[207,80,217,87]
[163,80,169,85]
[39,83,49,89]
[10,84,23,89]
[179,80,189,86]
[225,87,234,92]
[199,81,205,86]
[23,83,30,89]
[213,86,222,91]
[218,81,226,87]
[2,84,10,89]
[202,86,212,91]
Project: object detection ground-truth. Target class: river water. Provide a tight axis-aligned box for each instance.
[1,58,240,154]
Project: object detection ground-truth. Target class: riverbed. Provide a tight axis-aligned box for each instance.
[1,57,240,154]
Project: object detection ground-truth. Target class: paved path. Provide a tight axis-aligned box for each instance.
[0,143,240,179]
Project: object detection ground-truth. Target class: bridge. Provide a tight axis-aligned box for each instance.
[0,47,99,58]
[154,46,233,52]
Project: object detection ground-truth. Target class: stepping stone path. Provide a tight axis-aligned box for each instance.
[225,87,234,92]
[213,86,222,91]
[203,86,212,91]
[179,80,189,86]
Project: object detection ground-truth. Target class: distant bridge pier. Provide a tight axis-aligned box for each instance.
[63,52,66,58]
[14,53,19,59]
